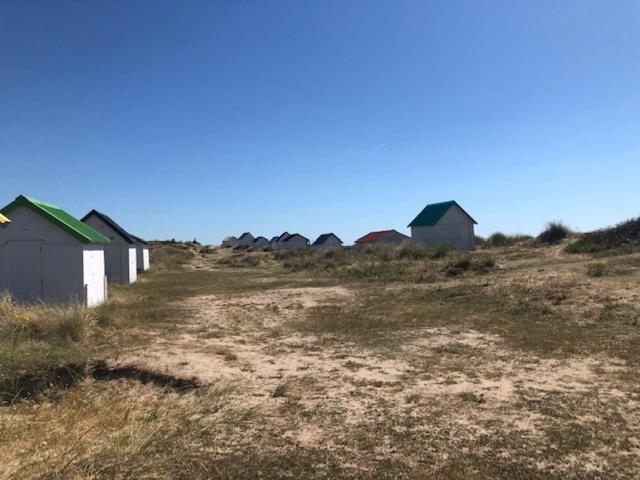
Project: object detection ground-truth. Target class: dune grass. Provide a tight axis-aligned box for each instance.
[148,243,195,271]
[0,293,94,403]
[4,242,640,478]
[271,243,495,283]
[481,232,534,248]
[0,245,197,404]
[567,217,640,254]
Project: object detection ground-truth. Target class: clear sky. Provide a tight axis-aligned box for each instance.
[1,1,639,244]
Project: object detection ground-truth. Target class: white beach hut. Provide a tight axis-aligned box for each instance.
[408,201,477,251]
[81,210,138,284]
[0,195,109,306]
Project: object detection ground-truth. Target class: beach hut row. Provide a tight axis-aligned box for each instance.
[225,200,478,251]
[223,232,343,251]
[0,195,150,307]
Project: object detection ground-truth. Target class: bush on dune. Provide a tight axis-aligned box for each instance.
[483,232,533,248]
[537,221,572,245]
[567,217,640,254]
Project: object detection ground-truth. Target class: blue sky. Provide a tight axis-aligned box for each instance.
[1,1,639,244]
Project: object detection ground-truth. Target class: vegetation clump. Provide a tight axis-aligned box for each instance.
[0,245,197,403]
[537,221,572,244]
[272,383,288,397]
[271,243,495,282]
[217,253,262,268]
[483,232,533,248]
[149,244,194,271]
[567,217,640,254]
[443,254,495,276]
[0,294,93,403]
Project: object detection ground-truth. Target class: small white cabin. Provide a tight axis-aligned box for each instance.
[312,233,343,250]
[408,201,477,251]
[278,234,310,251]
[0,195,109,307]
[82,210,138,284]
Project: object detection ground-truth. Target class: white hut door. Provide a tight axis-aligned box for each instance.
[7,240,44,301]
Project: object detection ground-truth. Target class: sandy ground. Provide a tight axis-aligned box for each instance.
[104,249,640,477]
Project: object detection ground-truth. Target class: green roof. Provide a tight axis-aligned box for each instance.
[408,200,477,227]
[1,195,110,244]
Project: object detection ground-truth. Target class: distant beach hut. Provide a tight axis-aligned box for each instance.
[312,233,343,250]
[252,236,270,249]
[408,200,477,251]
[271,231,290,251]
[222,236,238,247]
[355,229,410,245]
[236,232,255,247]
[0,195,109,306]
[278,233,310,251]
[81,209,138,284]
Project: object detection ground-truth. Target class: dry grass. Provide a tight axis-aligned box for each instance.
[567,217,640,254]
[0,293,94,403]
[271,243,494,283]
[2,243,640,478]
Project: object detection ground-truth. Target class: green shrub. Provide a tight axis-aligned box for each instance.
[487,232,508,247]
[537,221,572,244]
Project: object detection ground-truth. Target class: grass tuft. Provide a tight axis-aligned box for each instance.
[272,383,288,397]
[586,263,607,278]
